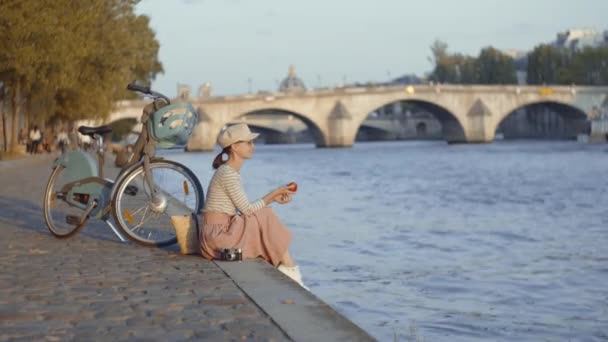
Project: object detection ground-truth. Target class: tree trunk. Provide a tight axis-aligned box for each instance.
[10,79,21,153]
[2,111,7,152]
[0,84,6,152]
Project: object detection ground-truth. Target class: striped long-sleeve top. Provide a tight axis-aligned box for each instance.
[203,164,266,216]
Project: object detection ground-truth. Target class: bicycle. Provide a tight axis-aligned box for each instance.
[42,83,204,247]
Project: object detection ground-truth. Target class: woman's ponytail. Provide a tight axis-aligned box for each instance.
[212,147,231,169]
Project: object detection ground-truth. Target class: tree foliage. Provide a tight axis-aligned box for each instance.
[476,47,517,84]
[429,39,608,86]
[110,118,137,142]
[526,44,608,85]
[428,40,516,84]
[0,0,163,151]
[568,47,608,85]
[525,44,569,84]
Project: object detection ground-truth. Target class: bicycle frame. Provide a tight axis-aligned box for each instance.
[110,98,164,204]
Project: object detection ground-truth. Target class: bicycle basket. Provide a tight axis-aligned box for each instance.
[148,103,198,148]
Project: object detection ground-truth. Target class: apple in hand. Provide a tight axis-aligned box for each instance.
[287,182,298,192]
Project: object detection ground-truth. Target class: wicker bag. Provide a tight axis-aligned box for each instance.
[170,214,200,255]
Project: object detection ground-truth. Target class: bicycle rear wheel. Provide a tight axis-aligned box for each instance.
[112,160,204,247]
[43,166,88,238]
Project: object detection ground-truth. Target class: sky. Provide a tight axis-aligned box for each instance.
[136,0,608,97]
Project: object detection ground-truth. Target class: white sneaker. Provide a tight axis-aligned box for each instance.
[278,264,309,290]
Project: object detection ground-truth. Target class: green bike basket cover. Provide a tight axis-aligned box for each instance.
[148,103,198,148]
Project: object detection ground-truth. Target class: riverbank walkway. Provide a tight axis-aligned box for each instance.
[0,153,374,341]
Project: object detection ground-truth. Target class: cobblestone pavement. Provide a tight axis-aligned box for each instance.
[0,154,290,341]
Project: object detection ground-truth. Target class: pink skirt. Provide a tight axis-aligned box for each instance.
[199,207,292,267]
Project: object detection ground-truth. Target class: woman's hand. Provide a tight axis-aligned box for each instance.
[273,185,294,204]
[263,185,295,205]
[276,185,295,196]
[275,193,292,204]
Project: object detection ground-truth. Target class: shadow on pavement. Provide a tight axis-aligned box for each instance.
[0,195,127,244]
[0,195,182,253]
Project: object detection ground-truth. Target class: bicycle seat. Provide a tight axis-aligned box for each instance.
[78,125,113,137]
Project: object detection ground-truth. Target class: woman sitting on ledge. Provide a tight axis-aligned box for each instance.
[199,123,307,289]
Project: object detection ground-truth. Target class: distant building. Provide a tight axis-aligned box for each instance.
[198,82,212,99]
[501,49,527,60]
[554,28,608,50]
[278,65,306,93]
[177,83,191,100]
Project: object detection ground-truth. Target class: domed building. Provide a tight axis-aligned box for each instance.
[278,65,306,93]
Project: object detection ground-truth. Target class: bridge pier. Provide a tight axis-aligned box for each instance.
[461,126,495,143]
[460,99,495,143]
[319,101,357,147]
[317,100,358,147]
[320,118,356,147]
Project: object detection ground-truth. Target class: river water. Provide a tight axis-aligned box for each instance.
[166,140,608,341]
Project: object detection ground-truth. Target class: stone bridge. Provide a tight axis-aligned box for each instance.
[103,84,608,150]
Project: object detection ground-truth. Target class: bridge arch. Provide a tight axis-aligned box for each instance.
[234,108,325,146]
[494,100,589,139]
[355,98,466,143]
[356,124,398,141]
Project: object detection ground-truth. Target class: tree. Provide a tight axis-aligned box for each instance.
[526,44,608,85]
[566,46,608,85]
[110,118,137,142]
[476,47,517,84]
[428,41,517,84]
[427,41,479,84]
[460,57,479,84]
[428,40,452,83]
[526,44,569,85]
[1,82,7,152]
[0,0,163,152]
[428,39,449,66]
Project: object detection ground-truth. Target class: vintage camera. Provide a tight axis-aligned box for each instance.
[220,248,243,261]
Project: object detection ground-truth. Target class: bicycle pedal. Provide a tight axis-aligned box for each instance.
[65,215,82,225]
[125,185,139,196]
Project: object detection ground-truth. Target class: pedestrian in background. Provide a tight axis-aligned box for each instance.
[56,128,70,154]
[28,125,41,154]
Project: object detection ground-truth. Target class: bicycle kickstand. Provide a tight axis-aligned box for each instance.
[102,219,128,243]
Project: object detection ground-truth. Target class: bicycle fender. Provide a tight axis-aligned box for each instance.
[54,150,99,184]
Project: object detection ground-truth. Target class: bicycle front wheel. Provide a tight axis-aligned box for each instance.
[112,160,204,247]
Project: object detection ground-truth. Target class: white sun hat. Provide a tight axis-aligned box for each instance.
[217,123,260,148]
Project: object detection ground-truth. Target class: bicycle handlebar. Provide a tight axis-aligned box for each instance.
[127,83,150,93]
[127,83,171,104]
